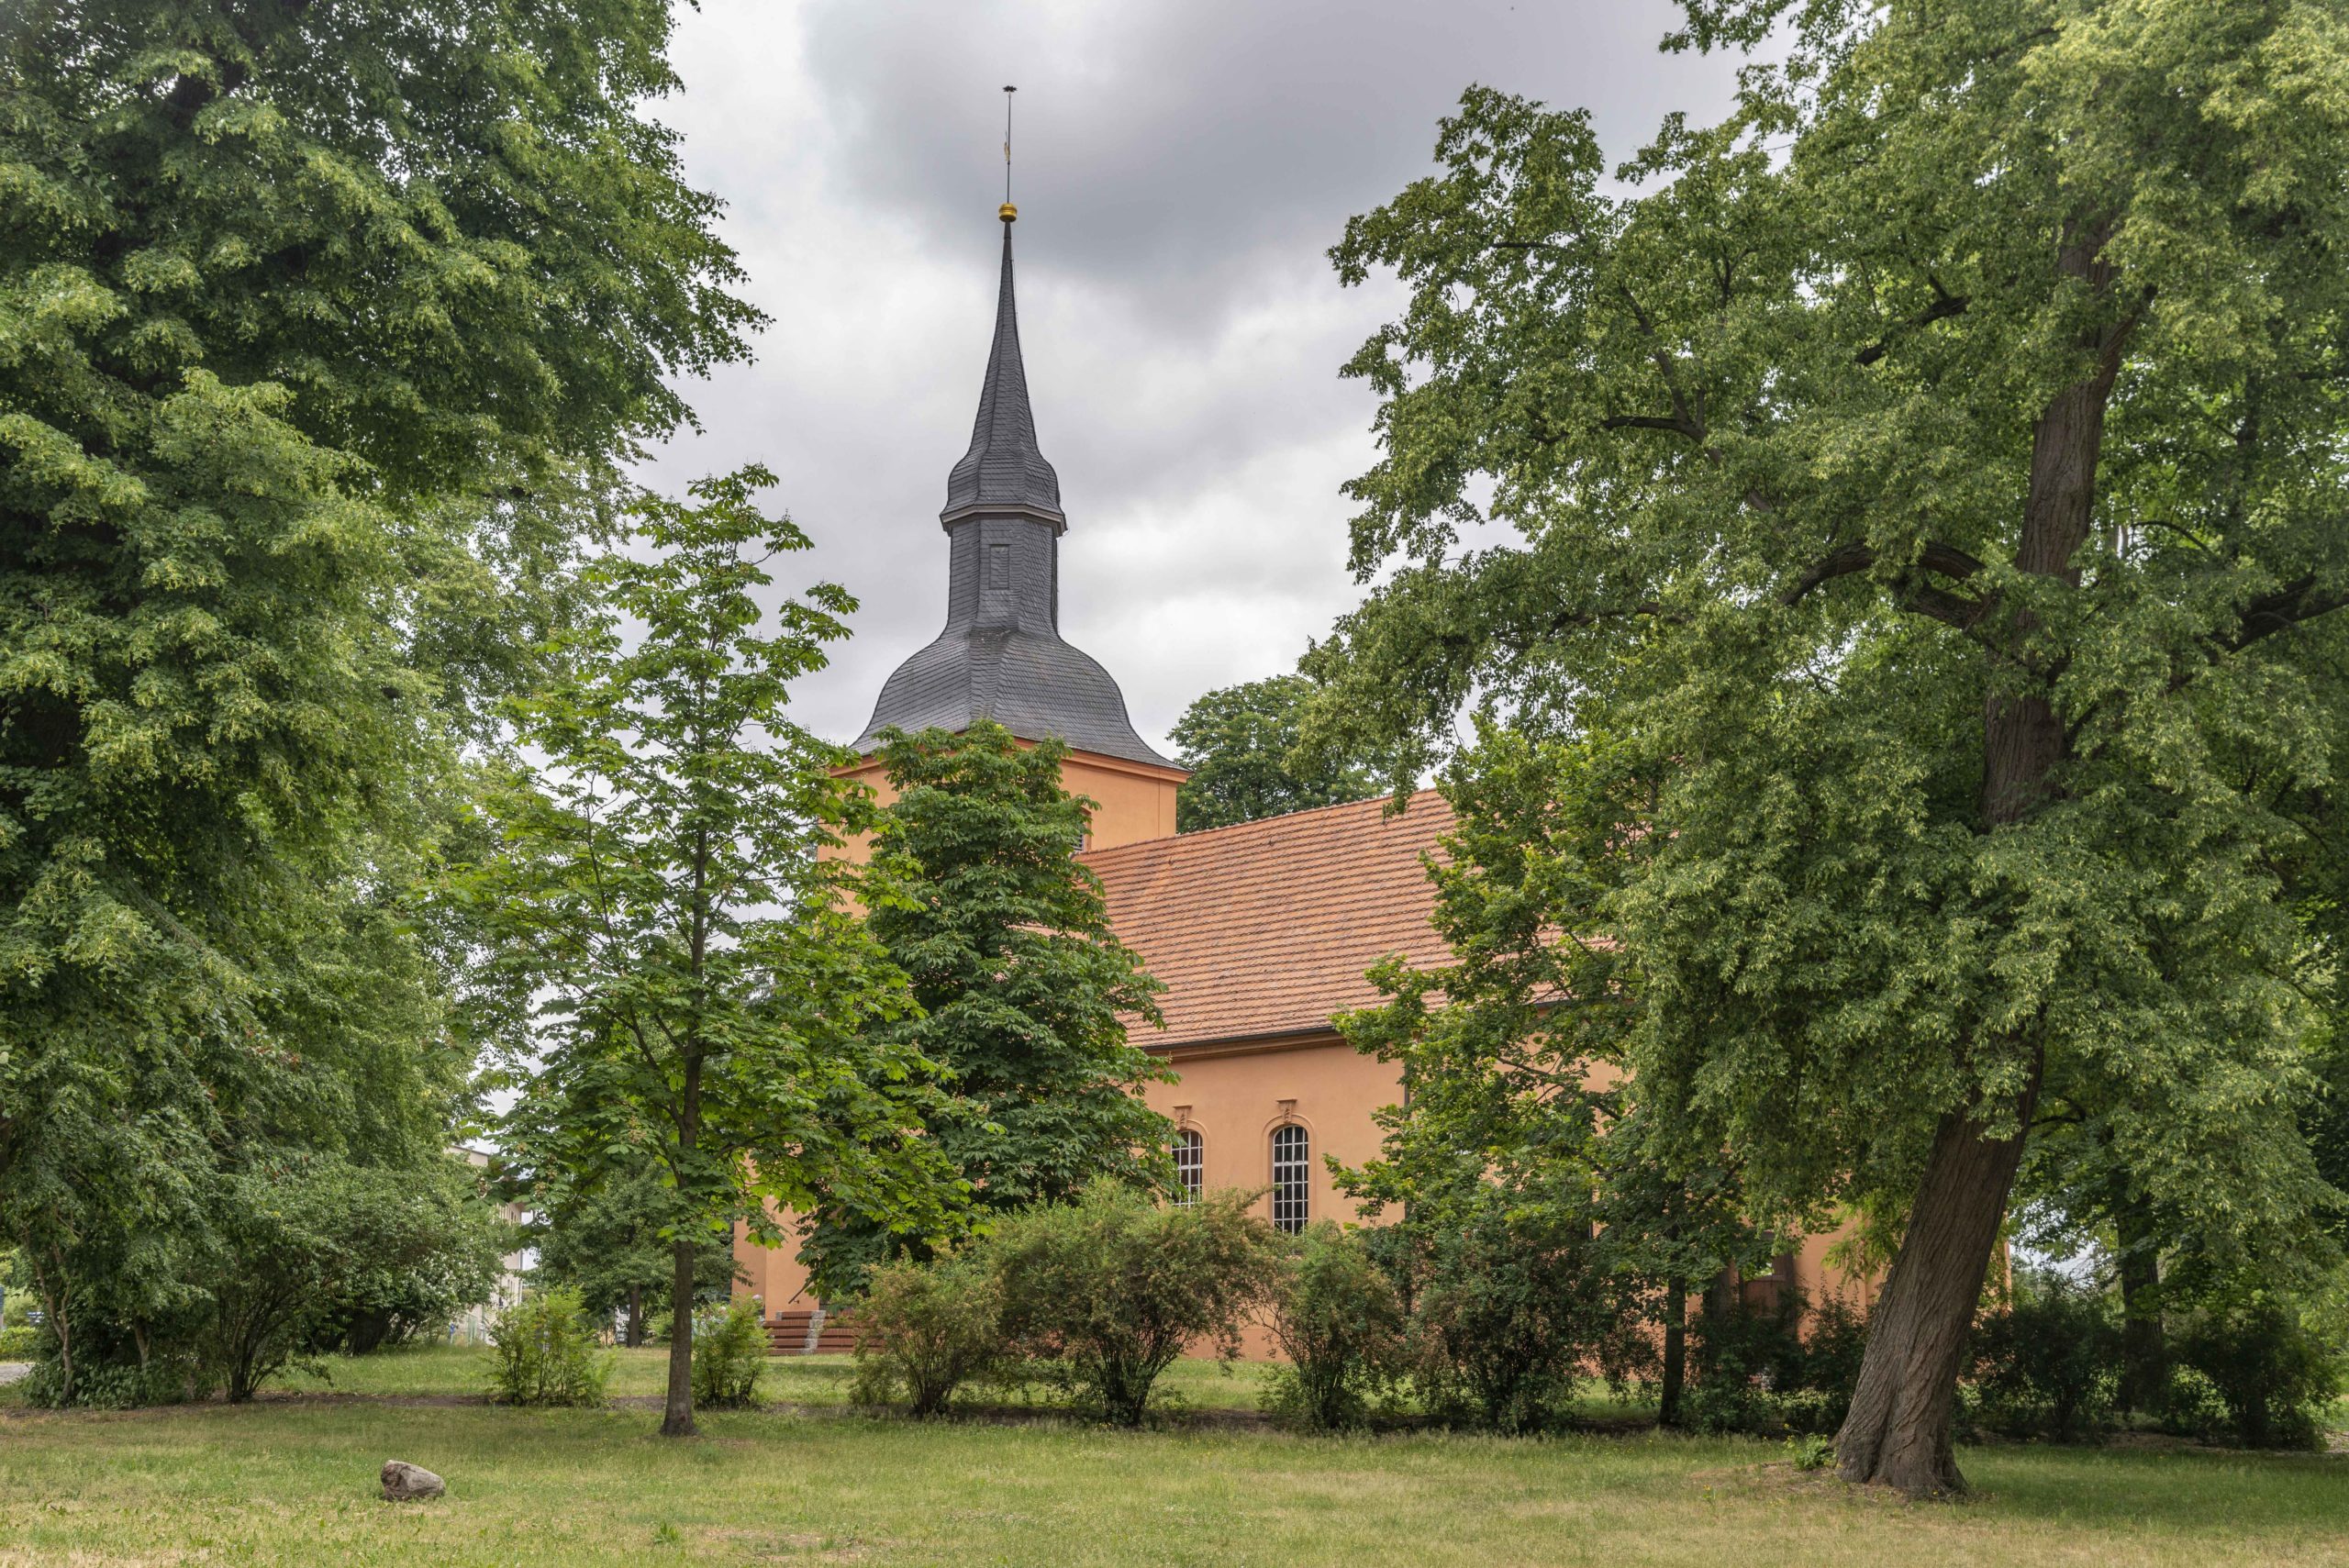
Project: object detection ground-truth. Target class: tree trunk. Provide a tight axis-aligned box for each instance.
[662,1233,697,1437]
[627,1284,646,1349]
[1660,1275,1687,1429]
[1835,217,2132,1497]
[1832,1092,2035,1494]
[2115,1205,2165,1417]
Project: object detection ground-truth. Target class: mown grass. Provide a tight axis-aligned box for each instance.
[271,1343,1270,1410]
[3,1351,2344,1567]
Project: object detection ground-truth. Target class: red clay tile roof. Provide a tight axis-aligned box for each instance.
[1081,790,1454,1051]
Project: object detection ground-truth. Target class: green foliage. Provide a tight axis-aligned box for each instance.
[1680,1292,1865,1438]
[527,1167,733,1345]
[991,1183,1280,1427]
[322,1161,507,1356]
[1170,675,1386,831]
[689,1296,767,1410]
[18,1153,502,1407]
[1785,1432,1836,1472]
[802,723,1172,1288]
[2174,1294,2341,1450]
[1334,734,1765,1430]
[1396,1195,1643,1435]
[1967,1270,2122,1441]
[488,1288,612,1408]
[849,1251,1006,1418]
[468,467,955,1435]
[1259,1221,1405,1431]
[1,0,751,1417]
[1305,0,2349,1479]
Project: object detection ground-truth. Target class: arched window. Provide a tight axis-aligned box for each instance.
[1173,1129,1203,1204]
[1270,1124,1308,1234]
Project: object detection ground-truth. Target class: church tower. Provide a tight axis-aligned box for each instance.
[841,204,1186,848]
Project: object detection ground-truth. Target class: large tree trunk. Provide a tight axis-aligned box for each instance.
[1832,1089,2036,1493]
[1837,219,2131,1496]
[627,1284,646,1349]
[662,1234,698,1437]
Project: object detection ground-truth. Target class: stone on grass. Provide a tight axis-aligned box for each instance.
[380,1461,444,1502]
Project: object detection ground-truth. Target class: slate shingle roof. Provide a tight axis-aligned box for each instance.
[852,217,1174,771]
[852,623,1177,768]
[1082,791,1455,1050]
[943,223,1063,521]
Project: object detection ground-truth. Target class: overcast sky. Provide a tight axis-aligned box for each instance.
[639,1,1746,756]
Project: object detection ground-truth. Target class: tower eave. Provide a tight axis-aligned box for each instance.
[939,499,1066,534]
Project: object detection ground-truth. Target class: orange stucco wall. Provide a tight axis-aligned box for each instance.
[1146,1034,1398,1232]
[825,746,1185,864]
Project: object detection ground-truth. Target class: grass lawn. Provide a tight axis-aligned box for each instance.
[4,1349,2345,1566]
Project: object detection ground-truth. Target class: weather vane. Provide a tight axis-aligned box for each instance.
[1001,84,1018,222]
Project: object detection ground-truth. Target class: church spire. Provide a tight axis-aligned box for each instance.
[941,212,1063,526]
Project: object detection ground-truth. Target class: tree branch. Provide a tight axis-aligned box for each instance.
[2221,575,2349,653]
[1779,539,1991,629]
[1855,278,1970,368]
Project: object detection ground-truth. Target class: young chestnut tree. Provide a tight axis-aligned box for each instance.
[470,468,953,1438]
[1308,0,2349,1493]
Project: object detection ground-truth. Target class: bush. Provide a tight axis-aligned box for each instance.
[0,1323,39,1358]
[1683,1290,1864,1437]
[1968,1270,2121,1441]
[2175,1296,2339,1450]
[15,1153,504,1407]
[1260,1221,1404,1431]
[488,1288,612,1407]
[992,1182,1279,1426]
[849,1251,1004,1417]
[1402,1199,1631,1435]
[690,1296,767,1409]
[319,1162,506,1354]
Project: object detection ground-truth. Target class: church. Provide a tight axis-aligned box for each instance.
[734,202,1855,1339]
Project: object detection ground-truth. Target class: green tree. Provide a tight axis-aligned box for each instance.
[801,725,1173,1285]
[1172,674,1387,831]
[1337,728,1760,1429]
[467,467,954,1438]
[1306,1,2349,1494]
[0,0,752,1399]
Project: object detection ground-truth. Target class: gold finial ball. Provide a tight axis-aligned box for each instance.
[999,203,1019,223]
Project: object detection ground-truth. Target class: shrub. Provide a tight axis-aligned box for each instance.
[1260,1221,1405,1430]
[1683,1290,1865,1437]
[1968,1270,2121,1441]
[488,1288,612,1407]
[1402,1199,1631,1435]
[849,1251,1004,1417]
[2175,1296,2339,1450]
[992,1182,1279,1426]
[319,1162,506,1354]
[15,1153,503,1407]
[691,1296,768,1409]
[0,1323,39,1358]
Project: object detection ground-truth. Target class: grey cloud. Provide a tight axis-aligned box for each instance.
[642,1,1741,753]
